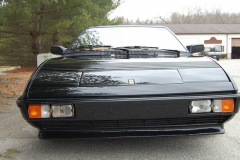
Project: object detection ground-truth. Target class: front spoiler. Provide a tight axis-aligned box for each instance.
[39,125,224,139]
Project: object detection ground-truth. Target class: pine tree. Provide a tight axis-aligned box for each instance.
[0,0,122,66]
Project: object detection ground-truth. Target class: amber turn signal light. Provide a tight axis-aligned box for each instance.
[222,99,234,112]
[28,104,51,118]
[212,99,234,112]
[28,105,41,118]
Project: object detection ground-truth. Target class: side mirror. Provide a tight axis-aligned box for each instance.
[50,45,66,55]
[186,44,204,54]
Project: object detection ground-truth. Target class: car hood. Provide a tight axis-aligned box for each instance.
[26,57,235,98]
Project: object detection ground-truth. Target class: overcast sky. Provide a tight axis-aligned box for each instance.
[109,0,240,21]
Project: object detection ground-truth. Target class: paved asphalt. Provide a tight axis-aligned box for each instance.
[0,59,239,160]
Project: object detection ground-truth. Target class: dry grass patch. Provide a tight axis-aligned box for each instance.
[0,66,36,107]
[0,149,21,159]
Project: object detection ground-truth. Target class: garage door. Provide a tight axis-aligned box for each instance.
[232,38,240,47]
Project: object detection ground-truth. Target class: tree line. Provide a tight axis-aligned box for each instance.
[0,0,122,66]
[123,9,240,24]
[1,3,240,67]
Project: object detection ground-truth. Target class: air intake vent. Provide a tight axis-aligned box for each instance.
[36,115,231,130]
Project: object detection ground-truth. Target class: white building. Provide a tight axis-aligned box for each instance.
[164,24,240,59]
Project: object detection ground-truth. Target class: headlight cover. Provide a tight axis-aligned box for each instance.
[51,104,74,117]
[190,100,211,113]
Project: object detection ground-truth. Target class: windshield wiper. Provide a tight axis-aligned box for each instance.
[80,45,112,48]
[112,46,159,58]
[70,45,112,51]
[113,46,159,49]
[157,49,181,57]
[111,47,182,58]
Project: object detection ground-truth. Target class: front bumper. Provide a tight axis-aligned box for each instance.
[38,125,224,139]
[17,93,240,139]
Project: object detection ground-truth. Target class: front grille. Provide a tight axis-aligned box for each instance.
[37,115,231,130]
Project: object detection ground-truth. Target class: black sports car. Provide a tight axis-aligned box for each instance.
[17,26,240,139]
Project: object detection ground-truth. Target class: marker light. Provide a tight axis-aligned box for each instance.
[28,104,51,118]
[212,99,234,112]
[190,100,211,113]
[51,105,74,117]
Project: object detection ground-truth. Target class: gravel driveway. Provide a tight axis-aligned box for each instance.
[0,59,239,160]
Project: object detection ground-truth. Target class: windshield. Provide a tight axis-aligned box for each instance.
[68,26,187,52]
